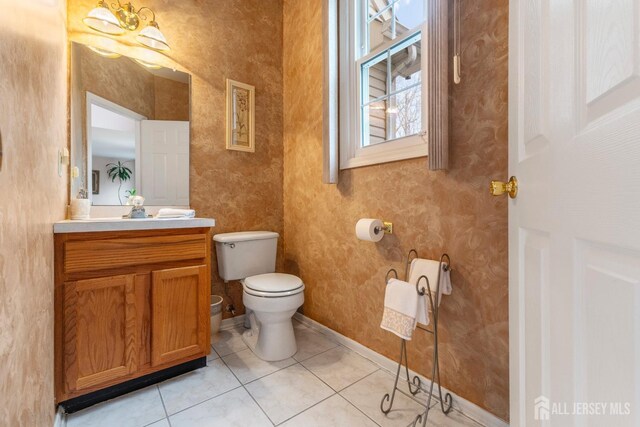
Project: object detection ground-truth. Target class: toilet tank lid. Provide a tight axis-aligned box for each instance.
[213,231,279,243]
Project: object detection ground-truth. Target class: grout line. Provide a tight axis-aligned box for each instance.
[158,359,245,419]
[163,384,245,419]
[209,344,221,359]
[273,392,338,426]
[293,341,343,364]
[290,364,382,427]
[339,394,384,427]
[298,364,380,426]
[210,328,249,358]
[142,417,168,427]
[292,362,383,426]
[297,362,339,392]
[155,385,172,427]
[227,355,299,387]
[336,368,415,426]
[217,350,277,426]
[337,367,381,391]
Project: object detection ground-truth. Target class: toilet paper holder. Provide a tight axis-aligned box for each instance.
[375,221,393,235]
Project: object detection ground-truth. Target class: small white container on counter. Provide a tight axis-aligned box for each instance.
[70,198,91,220]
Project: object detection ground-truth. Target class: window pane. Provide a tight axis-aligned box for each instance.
[367,0,424,54]
[368,0,393,53]
[361,52,388,146]
[391,83,422,139]
[361,33,422,147]
[364,102,388,146]
[394,0,424,36]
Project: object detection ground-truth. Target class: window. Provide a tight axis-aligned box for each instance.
[339,0,428,169]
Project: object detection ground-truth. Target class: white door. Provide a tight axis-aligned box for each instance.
[140,120,190,206]
[509,0,640,425]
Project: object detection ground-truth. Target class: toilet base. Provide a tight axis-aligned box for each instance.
[242,316,297,362]
[242,288,304,362]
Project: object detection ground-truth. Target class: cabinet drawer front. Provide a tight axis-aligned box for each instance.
[64,234,207,273]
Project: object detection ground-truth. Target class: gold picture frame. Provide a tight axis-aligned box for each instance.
[225,79,255,152]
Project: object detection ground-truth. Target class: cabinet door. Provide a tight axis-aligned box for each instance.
[63,275,138,392]
[151,265,209,366]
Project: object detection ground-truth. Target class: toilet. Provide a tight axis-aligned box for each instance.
[213,231,304,361]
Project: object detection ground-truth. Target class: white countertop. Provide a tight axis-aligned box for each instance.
[54,217,216,233]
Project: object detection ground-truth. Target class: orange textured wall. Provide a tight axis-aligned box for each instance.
[0,1,68,424]
[154,76,189,121]
[68,0,284,315]
[283,0,509,421]
[76,43,156,118]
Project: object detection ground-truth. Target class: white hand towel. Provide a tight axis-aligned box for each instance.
[156,208,196,218]
[380,278,421,340]
[408,258,453,326]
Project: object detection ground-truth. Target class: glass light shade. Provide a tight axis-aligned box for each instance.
[133,58,162,69]
[83,5,125,35]
[136,23,170,51]
[87,46,121,58]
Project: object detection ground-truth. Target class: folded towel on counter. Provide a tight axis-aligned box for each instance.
[156,208,196,218]
[380,278,423,340]
[408,258,453,327]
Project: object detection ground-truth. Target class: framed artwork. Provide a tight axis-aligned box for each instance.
[91,170,100,194]
[226,79,255,152]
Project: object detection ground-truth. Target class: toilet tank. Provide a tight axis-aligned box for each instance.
[213,231,279,281]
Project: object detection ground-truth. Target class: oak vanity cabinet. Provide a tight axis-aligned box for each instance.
[54,227,212,404]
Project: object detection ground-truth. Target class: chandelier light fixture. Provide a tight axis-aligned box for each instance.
[83,0,170,51]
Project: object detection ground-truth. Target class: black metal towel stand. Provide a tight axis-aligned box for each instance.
[380,250,454,426]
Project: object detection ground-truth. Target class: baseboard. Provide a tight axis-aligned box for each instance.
[219,314,246,330]
[293,313,509,427]
[53,405,66,427]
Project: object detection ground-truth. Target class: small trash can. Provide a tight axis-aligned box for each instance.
[210,295,223,334]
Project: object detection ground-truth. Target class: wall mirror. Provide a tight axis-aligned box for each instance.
[70,42,191,207]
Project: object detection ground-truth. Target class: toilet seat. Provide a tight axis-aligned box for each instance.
[243,273,304,297]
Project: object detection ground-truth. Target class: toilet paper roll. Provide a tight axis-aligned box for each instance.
[355,218,385,242]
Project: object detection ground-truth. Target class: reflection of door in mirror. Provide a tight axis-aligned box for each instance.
[70,42,191,207]
[140,121,190,206]
[87,93,144,206]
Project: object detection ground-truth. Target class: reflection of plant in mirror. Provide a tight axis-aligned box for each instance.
[125,188,137,205]
[106,161,132,205]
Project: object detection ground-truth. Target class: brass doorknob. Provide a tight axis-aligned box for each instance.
[490,176,518,198]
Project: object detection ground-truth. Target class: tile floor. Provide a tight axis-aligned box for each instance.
[66,320,485,427]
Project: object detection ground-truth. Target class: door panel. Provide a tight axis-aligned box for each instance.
[151,265,208,366]
[510,0,640,425]
[520,229,551,424]
[574,242,640,417]
[64,275,138,392]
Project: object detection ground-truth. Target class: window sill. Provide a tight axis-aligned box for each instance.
[340,136,428,170]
